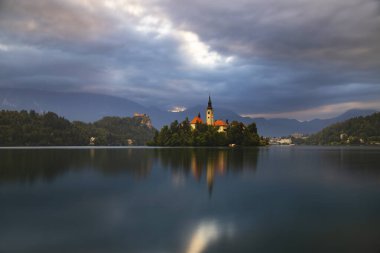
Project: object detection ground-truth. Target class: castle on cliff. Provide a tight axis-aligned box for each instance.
[190,96,228,133]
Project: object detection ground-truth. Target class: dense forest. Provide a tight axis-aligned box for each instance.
[0,110,156,146]
[148,118,267,146]
[305,112,380,145]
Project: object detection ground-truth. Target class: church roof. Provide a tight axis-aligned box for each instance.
[191,116,203,124]
[214,120,227,126]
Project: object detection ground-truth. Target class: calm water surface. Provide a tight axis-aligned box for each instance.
[1,146,380,253]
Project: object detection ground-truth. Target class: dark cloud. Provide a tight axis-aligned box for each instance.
[0,0,379,119]
[161,0,380,67]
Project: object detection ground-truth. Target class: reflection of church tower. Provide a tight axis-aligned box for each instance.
[206,95,214,126]
[206,158,214,196]
[191,152,202,181]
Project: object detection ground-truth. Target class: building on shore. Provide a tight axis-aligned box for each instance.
[269,137,293,145]
[133,113,153,129]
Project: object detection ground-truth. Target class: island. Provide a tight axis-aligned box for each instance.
[148,96,267,146]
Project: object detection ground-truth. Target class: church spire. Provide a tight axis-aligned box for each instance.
[207,95,212,109]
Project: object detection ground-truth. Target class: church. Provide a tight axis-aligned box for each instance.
[190,96,228,133]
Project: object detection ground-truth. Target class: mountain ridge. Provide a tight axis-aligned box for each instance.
[0,88,377,136]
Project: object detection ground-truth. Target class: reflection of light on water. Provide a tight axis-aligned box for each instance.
[90,148,95,159]
[186,221,234,253]
[186,221,219,253]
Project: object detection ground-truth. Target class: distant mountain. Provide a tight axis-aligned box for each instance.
[251,109,377,137]
[0,88,246,128]
[0,88,148,122]
[0,88,377,137]
[177,106,377,137]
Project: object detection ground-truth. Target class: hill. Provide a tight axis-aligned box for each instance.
[0,110,155,146]
[305,112,380,145]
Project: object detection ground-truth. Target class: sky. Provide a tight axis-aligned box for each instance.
[1,0,380,120]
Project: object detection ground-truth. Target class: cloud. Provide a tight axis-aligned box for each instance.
[0,0,379,119]
[0,0,112,45]
[160,0,380,67]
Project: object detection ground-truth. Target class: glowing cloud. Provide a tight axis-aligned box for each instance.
[169,106,187,112]
[101,0,233,67]
[178,31,232,67]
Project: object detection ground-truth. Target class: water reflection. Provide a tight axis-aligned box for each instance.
[2,147,380,189]
[0,148,259,193]
[185,220,235,253]
[157,148,259,194]
[186,221,220,253]
[0,148,154,183]
[1,147,380,253]
[280,147,380,185]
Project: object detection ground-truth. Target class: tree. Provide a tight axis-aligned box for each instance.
[0,110,156,146]
[149,119,262,146]
[227,121,245,145]
[306,112,380,145]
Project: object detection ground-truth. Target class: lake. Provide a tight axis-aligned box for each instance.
[1,146,380,253]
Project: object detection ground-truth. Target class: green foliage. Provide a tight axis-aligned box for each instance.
[148,119,262,146]
[306,112,380,145]
[0,110,156,146]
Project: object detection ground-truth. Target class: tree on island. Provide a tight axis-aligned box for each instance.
[148,118,266,146]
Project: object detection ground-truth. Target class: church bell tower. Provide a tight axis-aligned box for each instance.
[206,95,214,126]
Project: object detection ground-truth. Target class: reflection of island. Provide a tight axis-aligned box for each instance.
[192,150,227,194]
[157,148,259,195]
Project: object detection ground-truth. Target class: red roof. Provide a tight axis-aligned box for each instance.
[191,116,203,124]
[214,120,227,126]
